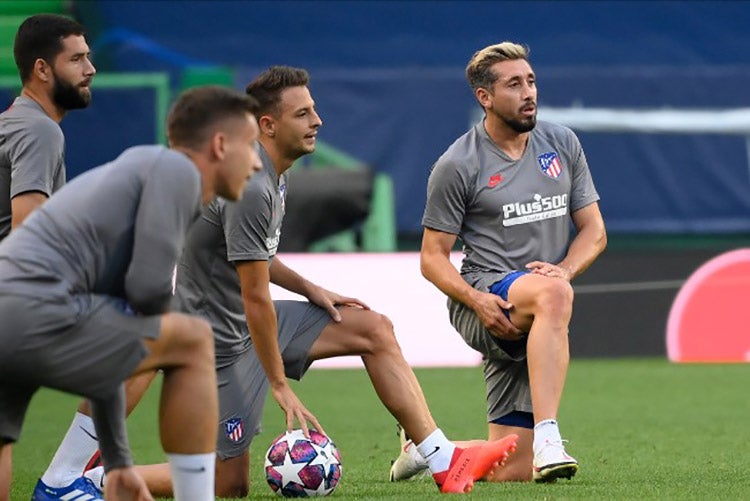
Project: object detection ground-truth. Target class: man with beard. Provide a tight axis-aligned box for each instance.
[0,14,95,240]
[392,42,606,484]
[0,14,108,499]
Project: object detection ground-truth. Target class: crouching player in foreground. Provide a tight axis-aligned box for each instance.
[391,42,606,484]
[0,85,262,501]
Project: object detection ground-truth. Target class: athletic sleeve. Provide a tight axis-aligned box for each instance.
[421,158,472,235]
[89,385,133,472]
[125,156,201,314]
[9,117,65,198]
[224,174,273,262]
[567,130,600,212]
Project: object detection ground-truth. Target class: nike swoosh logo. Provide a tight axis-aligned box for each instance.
[177,466,206,473]
[79,426,98,441]
[423,446,440,459]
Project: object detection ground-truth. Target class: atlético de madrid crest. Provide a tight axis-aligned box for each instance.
[537,152,563,179]
[224,417,244,443]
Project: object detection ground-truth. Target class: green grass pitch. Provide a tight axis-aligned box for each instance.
[11,358,750,499]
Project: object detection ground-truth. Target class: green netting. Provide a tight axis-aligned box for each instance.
[0,0,67,16]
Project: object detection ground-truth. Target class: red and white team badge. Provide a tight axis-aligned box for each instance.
[488,174,503,187]
[224,417,245,443]
[537,152,563,179]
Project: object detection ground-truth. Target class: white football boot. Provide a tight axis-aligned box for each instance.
[532,439,579,482]
[388,424,429,481]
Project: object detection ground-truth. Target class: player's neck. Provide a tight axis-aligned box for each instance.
[21,86,65,123]
[259,138,296,178]
[483,117,529,160]
[171,147,216,205]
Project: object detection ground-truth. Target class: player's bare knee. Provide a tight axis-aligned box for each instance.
[215,463,249,497]
[215,479,249,498]
[497,463,533,482]
[183,316,214,366]
[160,313,214,366]
[367,312,399,352]
[534,279,574,317]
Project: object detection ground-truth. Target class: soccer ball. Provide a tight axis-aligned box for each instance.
[264,429,342,497]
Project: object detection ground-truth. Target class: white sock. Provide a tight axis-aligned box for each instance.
[533,418,562,454]
[168,452,215,501]
[41,412,100,487]
[415,428,456,474]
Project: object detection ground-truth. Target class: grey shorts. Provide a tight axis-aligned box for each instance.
[0,293,160,443]
[216,300,330,460]
[448,282,532,422]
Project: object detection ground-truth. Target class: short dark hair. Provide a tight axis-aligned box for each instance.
[167,85,260,148]
[14,14,86,83]
[245,66,309,117]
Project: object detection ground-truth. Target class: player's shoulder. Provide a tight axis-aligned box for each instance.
[533,120,580,145]
[433,124,483,176]
[243,160,275,198]
[0,102,63,142]
[117,145,201,186]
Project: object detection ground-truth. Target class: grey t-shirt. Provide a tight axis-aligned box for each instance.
[0,145,201,314]
[422,120,600,291]
[0,96,66,240]
[175,144,287,367]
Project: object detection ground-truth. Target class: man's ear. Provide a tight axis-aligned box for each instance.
[33,58,52,83]
[210,130,227,160]
[259,115,276,138]
[475,87,492,109]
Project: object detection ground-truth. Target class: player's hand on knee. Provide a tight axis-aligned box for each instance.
[306,285,370,322]
[525,261,572,281]
[104,467,153,501]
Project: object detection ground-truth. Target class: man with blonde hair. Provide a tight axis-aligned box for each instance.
[392,42,606,483]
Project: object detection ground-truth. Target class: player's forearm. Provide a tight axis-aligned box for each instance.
[269,257,314,297]
[88,385,133,472]
[559,222,607,279]
[10,191,47,229]
[243,297,287,386]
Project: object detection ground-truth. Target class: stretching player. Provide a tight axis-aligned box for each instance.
[390,42,606,483]
[0,86,262,501]
[79,65,518,497]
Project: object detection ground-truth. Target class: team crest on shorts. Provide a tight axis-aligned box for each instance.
[224,417,245,443]
[537,152,563,179]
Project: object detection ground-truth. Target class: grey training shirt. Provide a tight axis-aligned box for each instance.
[0,96,66,240]
[0,145,202,467]
[176,143,287,368]
[422,120,600,291]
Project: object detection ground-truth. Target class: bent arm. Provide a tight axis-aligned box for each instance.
[421,227,522,338]
[558,202,607,279]
[10,191,47,229]
[269,256,314,297]
[126,162,200,314]
[420,227,482,309]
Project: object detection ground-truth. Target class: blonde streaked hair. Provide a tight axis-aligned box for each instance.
[466,42,530,91]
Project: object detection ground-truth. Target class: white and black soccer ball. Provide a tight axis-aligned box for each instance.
[264,429,342,497]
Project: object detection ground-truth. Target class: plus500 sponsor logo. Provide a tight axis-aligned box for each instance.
[502,194,568,227]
